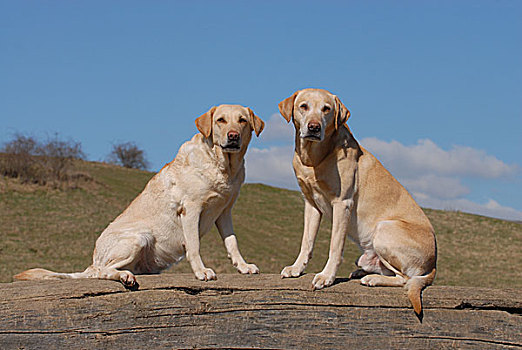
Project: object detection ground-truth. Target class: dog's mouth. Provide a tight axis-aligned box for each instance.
[301,134,322,142]
[221,142,241,153]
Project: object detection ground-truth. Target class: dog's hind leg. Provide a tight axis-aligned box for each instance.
[360,274,406,287]
[349,250,395,279]
[367,219,437,318]
[85,265,138,288]
[91,231,155,288]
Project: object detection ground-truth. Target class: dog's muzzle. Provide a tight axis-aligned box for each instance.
[222,131,241,152]
[301,121,322,141]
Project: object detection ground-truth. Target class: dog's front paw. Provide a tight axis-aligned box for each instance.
[194,268,217,282]
[237,263,259,275]
[312,273,335,290]
[281,264,305,278]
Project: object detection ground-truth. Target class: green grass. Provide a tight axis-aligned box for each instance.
[1,160,521,288]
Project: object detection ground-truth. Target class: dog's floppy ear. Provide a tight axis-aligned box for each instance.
[334,96,350,129]
[248,108,265,137]
[278,91,299,123]
[195,106,217,138]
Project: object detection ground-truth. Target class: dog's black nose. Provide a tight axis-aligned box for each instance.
[308,121,321,133]
[228,131,240,141]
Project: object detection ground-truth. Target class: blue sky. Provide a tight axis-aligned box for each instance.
[1,1,521,220]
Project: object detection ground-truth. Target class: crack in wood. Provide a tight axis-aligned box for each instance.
[149,286,236,295]
[455,302,522,315]
[134,301,522,321]
[65,290,127,299]
[60,289,522,317]
[0,324,193,336]
[61,286,263,299]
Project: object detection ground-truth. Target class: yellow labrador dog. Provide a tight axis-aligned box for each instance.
[15,104,264,287]
[279,89,436,318]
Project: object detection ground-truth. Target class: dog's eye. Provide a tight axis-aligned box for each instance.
[300,103,309,111]
[322,106,331,113]
[239,117,248,124]
[217,117,226,123]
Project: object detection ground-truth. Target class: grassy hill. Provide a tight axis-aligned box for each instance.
[1,160,521,288]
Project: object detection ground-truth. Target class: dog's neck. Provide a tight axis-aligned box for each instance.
[216,147,246,178]
[295,125,357,167]
[203,136,247,179]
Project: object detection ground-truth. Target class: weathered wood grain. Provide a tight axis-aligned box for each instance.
[1,274,520,349]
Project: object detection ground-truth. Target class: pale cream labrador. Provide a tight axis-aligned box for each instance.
[15,104,264,287]
[279,89,436,318]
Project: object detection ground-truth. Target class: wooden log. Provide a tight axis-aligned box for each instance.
[1,274,520,349]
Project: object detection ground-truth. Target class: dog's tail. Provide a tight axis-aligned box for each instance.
[406,267,436,321]
[13,267,94,281]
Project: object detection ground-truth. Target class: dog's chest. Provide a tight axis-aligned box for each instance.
[297,169,334,217]
[198,185,237,234]
[199,168,242,225]
[203,184,234,210]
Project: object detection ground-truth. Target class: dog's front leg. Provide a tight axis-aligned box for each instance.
[216,209,259,274]
[312,200,352,290]
[281,200,322,278]
[180,205,216,281]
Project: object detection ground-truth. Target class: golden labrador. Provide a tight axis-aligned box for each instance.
[15,104,264,287]
[279,88,436,319]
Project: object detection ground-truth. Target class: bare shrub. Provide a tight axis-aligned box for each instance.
[38,134,86,182]
[3,134,38,155]
[107,142,149,170]
[0,133,87,189]
[0,134,43,184]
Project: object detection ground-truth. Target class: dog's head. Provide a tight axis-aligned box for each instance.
[279,88,350,142]
[195,104,264,152]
